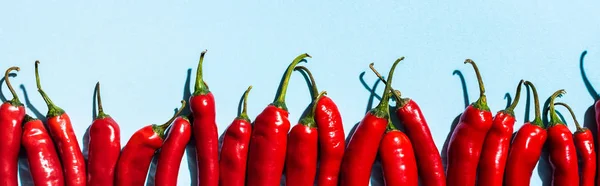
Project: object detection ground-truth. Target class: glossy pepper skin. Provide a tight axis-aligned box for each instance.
[189,50,219,186]
[155,116,191,186]
[476,80,523,186]
[504,81,548,186]
[21,115,65,186]
[554,102,595,186]
[35,61,86,186]
[294,66,345,186]
[219,86,253,186]
[83,82,121,186]
[446,59,493,186]
[246,53,311,186]
[546,90,579,186]
[115,101,185,186]
[340,57,403,186]
[379,125,418,186]
[0,67,25,186]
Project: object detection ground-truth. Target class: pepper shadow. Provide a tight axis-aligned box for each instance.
[19,85,46,122]
[441,70,470,170]
[579,50,598,145]
[0,73,17,102]
[504,93,512,109]
[538,96,568,186]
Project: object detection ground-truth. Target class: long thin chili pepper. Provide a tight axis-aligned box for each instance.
[370,63,446,186]
[477,80,524,186]
[554,102,595,186]
[189,50,219,186]
[35,61,86,186]
[546,89,579,186]
[446,59,493,186]
[379,114,418,186]
[245,53,311,186]
[339,57,403,186]
[0,67,25,186]
[503,81,548,186]
[219,86,253,186]
[115,100,185,186]
[294,66,345,186]
[83,82,121,186]
[154,113,192,185]
[21,115,65,186]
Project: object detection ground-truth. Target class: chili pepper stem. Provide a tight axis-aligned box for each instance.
[503,80,524,116]
[4,66,22,106]
[464,59,489,111]
[368,64,409,107]
[554,102,585,132]
[95,82,110,119]
[294,66,319,100]
[299,91,327,128]
[237,86,253,121]
[524,81,544,127]
[371,57,404,118]
[193,50,210,95]
[35,61,65,117]
[547,89,566,127]
[154,100,187,138]
[272,53,311,111]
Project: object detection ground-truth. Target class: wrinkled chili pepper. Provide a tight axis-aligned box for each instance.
[294,66,345,186]
[554,102,594,186]
[35,61,86,186]
[477,80,524,186]
[0,67,25,186]
[504,81,548,186]
[446,59,493,186]
[379,116,418,186]
[246,53,310,186]
[189,50,219,186]
[83,82,121,186]
[340,57,403,186]
[115,101,185,186]
[21,115,65,186]
[155,114,191,186]
[546,89,579,186]
[219,86,253,186]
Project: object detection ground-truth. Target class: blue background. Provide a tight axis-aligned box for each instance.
[2,1,600,185]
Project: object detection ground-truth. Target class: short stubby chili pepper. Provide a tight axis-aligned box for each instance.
[21,115,65,186]
[294,66,345,186]
[219,86,253,186]
[154,115,192,186]
[340,57,403,186]
[477,80,524,186]
[245,53,311,186]
[189,50,219,186]
[554,102,595,186]
[35,61,86,186]
[0,67,25,186]
[115,100,185,186]
[446,59,493,186]
[285,91,326,186]
[379,119,418,186]
[83,82,121,186]
[546,89,579,186]
[369,63,446,186]
[504,81,548,186]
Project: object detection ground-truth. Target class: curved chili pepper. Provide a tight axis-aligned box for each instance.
[285,91,326,186]
[21,115,65,186]
[0,67,25,186]
[477,80,524,186]
[83,82,121,186]
[504,81,548,186]
[35,61,86,186]
[546,89,579,186]
[115,101,185,186]
[189,50,219,186]
[379,119,418,186]
[219,86,253,186]
[294,66,345,186]
[340,57,403,186]
[446,59,493,186]
[154,115,191,186]
[554,102,595,186]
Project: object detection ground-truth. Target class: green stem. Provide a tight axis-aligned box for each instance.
[299,91,327,128]
[238,86,252,121]
[4,66,22,106]
[35,61,65,117]
[369,63,406,106]
[554,102,584,132]
[294,66,318,100]
[371,57,404,118]
[504,80,524,115]
[548,89,566,127]
[524,81,544,128]
[96,82,109,118]
[154,100,186,138]
[193,50,210,95]
[272,53,311,110]
[464,59,489,111]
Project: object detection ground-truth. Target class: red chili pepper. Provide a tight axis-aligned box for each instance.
[293,66,345,186]
[35,61,86,186]
[219,86,253,186]
[477,80,523,186]
[285,91,326,186]
[189,50,219,186]
[554,102,595,186]
[83,82,121,186]
[504,81,548,186]
[340,57,403,186]
[379,120,418,186]
[115,101,185,186]
[154,115,191,185]
[446,59,493,186]
[546,89,579,186]
[0,67,25,186]
[21,115,65,186]
[246,53,311,186]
